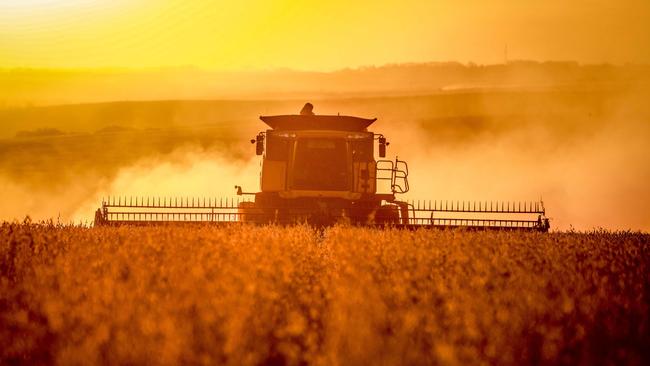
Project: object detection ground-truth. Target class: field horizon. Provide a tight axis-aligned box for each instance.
[2,60,649,107]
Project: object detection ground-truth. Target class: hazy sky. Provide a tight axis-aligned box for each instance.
[0,0,649,70]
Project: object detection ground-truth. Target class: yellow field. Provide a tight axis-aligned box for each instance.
[1,223,648,365]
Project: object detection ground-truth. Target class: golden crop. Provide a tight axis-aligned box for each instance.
[1,223,648,365]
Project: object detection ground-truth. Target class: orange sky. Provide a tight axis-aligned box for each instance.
[0,0,649,70]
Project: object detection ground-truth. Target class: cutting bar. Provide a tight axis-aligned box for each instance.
[403,199,549,231]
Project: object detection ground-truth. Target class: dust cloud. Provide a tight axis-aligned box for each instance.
[70,148,261,222]
[0,143,260,225]
[380,92,650,231]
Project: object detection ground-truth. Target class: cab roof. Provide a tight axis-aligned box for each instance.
[260,114,377,131]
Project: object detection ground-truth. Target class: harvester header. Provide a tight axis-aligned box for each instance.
[95,103,550,231]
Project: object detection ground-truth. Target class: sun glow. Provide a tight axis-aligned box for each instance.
[0,0,131,24]
[1,0,87,5]
[0,0,113,10]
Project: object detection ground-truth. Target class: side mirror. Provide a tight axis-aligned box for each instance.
[255,134,264,156]
[378,136,386,158]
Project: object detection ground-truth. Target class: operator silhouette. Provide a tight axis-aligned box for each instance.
[300,102,315,115]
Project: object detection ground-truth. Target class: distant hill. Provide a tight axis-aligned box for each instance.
[1,61,648,107]
[3,86,646,140]
[15,128,65,138]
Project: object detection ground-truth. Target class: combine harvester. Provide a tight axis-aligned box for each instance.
[95,104,549,231]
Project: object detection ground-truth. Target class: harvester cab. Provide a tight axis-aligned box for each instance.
[235,109,410,225]
[95,104,550,231]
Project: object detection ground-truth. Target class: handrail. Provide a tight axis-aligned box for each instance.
[376,158,409,194]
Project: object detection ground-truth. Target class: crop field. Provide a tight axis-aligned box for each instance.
[1,223,648,365]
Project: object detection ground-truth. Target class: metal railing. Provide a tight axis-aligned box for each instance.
[376,158,409,194]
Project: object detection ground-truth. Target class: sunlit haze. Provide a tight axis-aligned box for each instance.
[1,0,649,70]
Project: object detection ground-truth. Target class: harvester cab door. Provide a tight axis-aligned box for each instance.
[351,138,376,194]
[353,161,376,194]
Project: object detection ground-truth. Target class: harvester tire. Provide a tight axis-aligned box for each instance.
[237,201,258,223]
[376,205,400,225]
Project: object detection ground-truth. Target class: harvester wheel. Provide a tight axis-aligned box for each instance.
[237,201,258,223]
[375,205,400,225]
[94,208,106,226]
